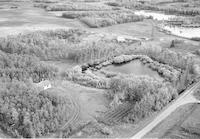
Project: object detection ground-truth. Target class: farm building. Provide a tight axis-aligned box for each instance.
[35,80,52,90]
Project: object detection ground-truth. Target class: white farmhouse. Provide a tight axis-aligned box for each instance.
[36,80,52,90]
[117,36,126,43]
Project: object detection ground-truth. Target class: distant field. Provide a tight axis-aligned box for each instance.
[164,104,200,138]
[145,103,200,138]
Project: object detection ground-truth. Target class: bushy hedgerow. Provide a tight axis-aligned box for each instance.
[62,66,110,89]
[128,43,195,70]
[33,0,58,3]
[106,2,120,7]
[122,2,200,16]
[80,17,117,28]
[62,9,144,28]
[46,3,111,11]
[78,10,144,28]
[108,75,178,122]
[62,11,95,19]
[84,54,182,85]
[0,81,72,137]
[67,40,140,63]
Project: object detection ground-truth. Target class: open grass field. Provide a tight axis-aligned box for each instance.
[145,103,200,138]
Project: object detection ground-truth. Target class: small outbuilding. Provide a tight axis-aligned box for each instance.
[36,80,52,90]
[117,36,126,43]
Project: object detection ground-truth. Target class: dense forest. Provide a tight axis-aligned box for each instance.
[0,29,141,63]
[0,50,57,82]
[0,80,72,137]
[0,30,79,137]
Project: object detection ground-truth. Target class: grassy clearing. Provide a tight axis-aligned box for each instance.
[145,103,196,138]
[194,87,200,100]
[163,104,200,139]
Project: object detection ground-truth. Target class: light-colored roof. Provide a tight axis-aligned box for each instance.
[36,80,51,87]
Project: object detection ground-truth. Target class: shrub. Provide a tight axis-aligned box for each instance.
[62,11,94,19]
[34,3,49,8]
[33,0,58,3]
[62,68,110,89]
[108,75,177,122]
[80,17,117,28]
[78,10,144,28]
[46,3,111,11]
[106,2,120,7]
[191,37,200,41]
[62,10,144,28]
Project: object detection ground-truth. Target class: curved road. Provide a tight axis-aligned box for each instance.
[132,81,200,139]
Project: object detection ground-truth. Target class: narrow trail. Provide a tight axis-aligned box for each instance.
[132,81,200,139]
[60,90,81,131]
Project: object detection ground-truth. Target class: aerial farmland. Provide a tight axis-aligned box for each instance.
[0,0,200,138]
